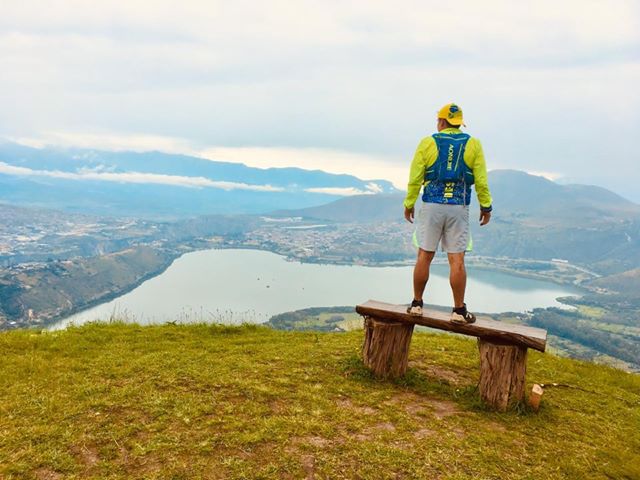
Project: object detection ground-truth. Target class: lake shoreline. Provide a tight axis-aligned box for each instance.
[216,245,590,291]
[50,247,582,329]
[42,252,181,330]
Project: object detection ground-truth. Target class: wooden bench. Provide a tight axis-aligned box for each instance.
[355,300,548,411]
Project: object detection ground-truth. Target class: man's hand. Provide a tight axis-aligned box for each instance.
[479,210,491,226]
[404,206,415,223]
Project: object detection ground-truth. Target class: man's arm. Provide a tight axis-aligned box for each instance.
[470,138,492,225]
[403,138,432,222]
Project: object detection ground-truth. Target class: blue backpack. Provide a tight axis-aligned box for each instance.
[422,132,475,205]
[425,132,474,184]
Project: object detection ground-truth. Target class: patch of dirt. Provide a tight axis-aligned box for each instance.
[285,435,337,459]
[511,438,526,450]
[35,468,63,480]
[131,426,153,442]
[384,392,428,416]
[301,454,316,480]
[414,428,436,439]
[423,364,465,385]
[335,398,376,415]
[385,392,461,421]
[134,454,163,475]
[371,422,396,432]
[70,443,100,467]
[488,421,507,432]
[116,444,130,464]
[404,402,426,415]
[408,358,468,385]
[349,421,397,442]
[291,435,332,448]
[430,399,460,419]
[270,398,289,414]
[384,392,417,405]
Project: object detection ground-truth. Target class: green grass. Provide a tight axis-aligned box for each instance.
[1,323,639,480]
[577,305,607,319]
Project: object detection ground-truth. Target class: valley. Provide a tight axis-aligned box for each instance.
[0,208,598,330]
[1,168,639,372]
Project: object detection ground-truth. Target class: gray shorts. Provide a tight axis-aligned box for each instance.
[415,203,470,253]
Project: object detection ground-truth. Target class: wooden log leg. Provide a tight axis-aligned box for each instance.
[362,316,414,379]
[477,339,527,411]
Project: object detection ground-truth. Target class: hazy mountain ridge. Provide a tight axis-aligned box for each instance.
[0,142,396,190]
[281,170,640,223]
[276,170,640,275]
[0,142,397,218]
[589,267,640,297]
[488,169,639,223]
[274,193,406,222]
[0,201,99,224]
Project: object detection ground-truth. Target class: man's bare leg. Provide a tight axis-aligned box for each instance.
[413,249,436,301]
[447,252,466,308]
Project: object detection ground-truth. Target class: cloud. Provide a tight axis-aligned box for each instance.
[305,187,375,196]
[304,181,387,196]
[9,131,410,189]
[364,182,383,194]
[201,145,407,187]
[0,0,638,199]
[524,171,564,182]
[12,131,194,154]
[0,161,283,192]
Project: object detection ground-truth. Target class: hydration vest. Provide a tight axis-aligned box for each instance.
[422,132,475,205]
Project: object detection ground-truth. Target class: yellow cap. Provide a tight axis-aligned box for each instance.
[437,103,464,126]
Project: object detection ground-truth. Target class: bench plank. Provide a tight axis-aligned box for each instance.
[355,300,547,352]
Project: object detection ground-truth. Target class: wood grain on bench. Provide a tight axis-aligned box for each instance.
[355,300,547,352]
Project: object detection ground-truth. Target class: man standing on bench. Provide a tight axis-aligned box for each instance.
[403,103,493,324]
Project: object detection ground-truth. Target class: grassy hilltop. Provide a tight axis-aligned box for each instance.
[1,324,639,480]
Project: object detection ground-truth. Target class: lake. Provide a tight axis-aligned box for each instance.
[51,248,580,329]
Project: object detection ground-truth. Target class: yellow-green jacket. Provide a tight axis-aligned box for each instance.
[403,128,492,210]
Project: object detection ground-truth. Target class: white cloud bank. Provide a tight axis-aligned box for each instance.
[12,131,195,155]
[10,131,410,189]
[201,146,406,188]
[0,161,283,192]
[524,171,564,182]
[305,182,384,196]
[1,0,638,199]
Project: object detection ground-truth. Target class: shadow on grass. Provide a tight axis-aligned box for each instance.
[339,354,533,416]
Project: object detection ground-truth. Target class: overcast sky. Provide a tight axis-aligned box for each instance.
[1,1,639,200]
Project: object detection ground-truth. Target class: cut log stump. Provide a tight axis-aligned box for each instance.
[478,339,527,411]
[529,383,544,411]
[362,316,414,379]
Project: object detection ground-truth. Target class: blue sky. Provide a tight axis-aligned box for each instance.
[1,1,639,200]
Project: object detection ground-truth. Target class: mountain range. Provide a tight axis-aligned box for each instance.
[282,170,640,223]
[2,140,639,276]
[279,170,640,275]
[0,141,397,219]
